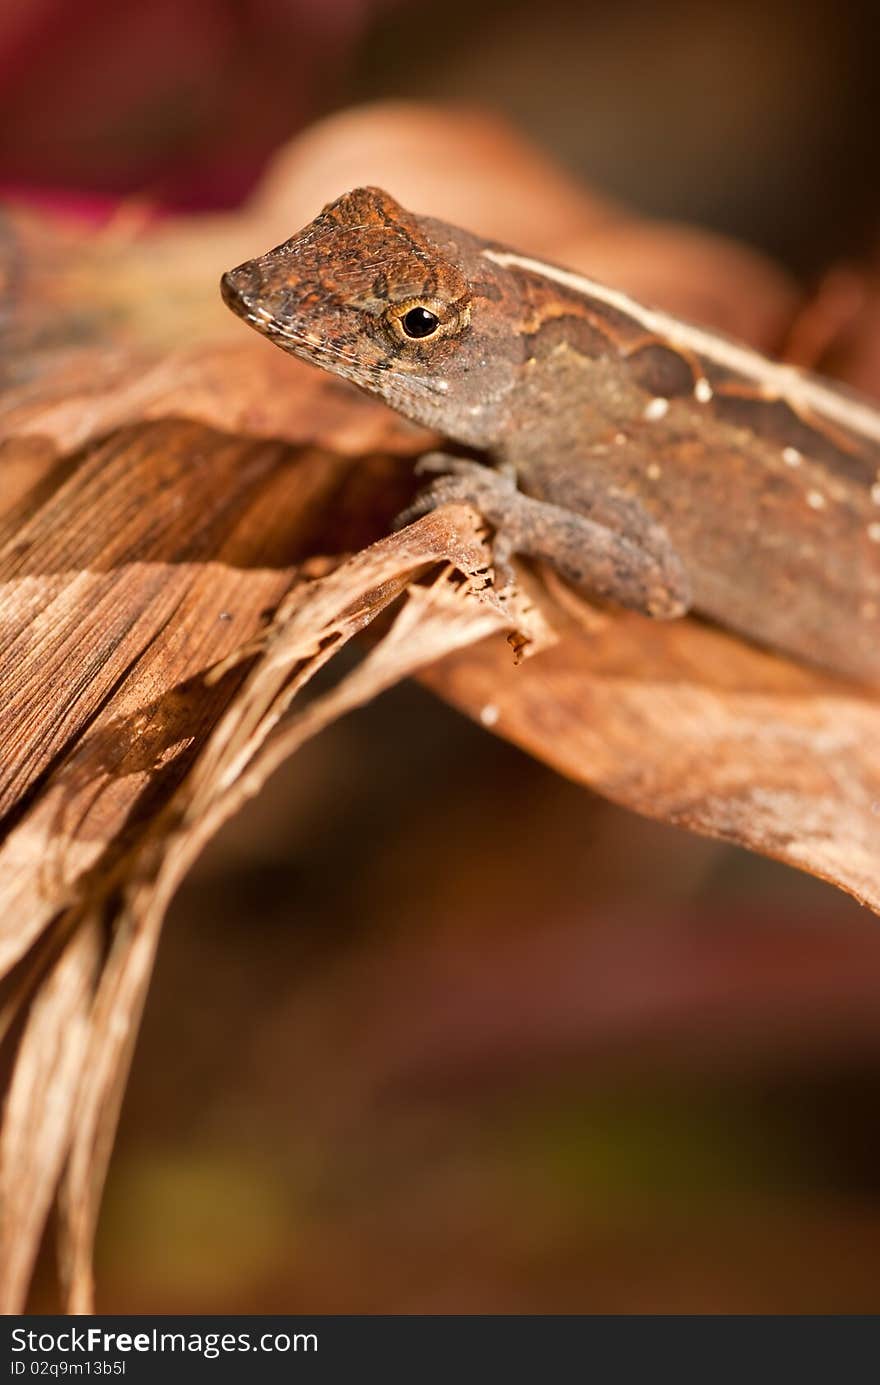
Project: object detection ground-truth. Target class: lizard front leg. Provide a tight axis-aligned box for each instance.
[396,454,691,619]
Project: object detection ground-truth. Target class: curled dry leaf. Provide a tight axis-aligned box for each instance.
[1,109,879,1313]
[0,331,548,1311]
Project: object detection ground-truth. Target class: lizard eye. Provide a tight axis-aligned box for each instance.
[400,306,440,339]
[384,297,469,345]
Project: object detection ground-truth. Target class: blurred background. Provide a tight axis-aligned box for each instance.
[9,0,880,1313]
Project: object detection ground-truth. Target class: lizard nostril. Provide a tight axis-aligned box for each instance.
[220,261,262,311]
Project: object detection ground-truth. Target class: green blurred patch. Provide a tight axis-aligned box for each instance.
[100,1144,297,1299]
[500,1086,801,1231]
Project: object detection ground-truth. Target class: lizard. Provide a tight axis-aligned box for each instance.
[220,186,880,685]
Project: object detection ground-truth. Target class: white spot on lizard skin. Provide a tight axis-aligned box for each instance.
[806,490,826,510]
[480,703,500,727]
[694,377,713,403]
[646,463,662,480]
[868,523,880,543]
[614,432,627,445]
[435,380,449,392]
[783,446,802,467]
[644,397,669,421]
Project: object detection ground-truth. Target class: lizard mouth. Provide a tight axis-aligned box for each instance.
[219,258,460,415]
[219,263,447,393]
[221,263,320,354]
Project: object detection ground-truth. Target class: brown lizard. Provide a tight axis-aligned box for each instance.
[221,186,880,684]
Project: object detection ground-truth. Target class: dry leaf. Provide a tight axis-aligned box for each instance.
[423,579,880,913]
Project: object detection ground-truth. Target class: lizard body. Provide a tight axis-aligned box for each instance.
[221,187,880,683]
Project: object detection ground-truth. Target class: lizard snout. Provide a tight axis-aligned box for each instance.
[220,260,264,316]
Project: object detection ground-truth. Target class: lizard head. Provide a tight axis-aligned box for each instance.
[220,186,524,448]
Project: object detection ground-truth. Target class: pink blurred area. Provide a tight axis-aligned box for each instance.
[0,0,393,213]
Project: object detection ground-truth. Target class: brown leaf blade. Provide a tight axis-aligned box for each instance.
[0,463,543,1311]
[422,584,880,913]
[0,919,101,1313]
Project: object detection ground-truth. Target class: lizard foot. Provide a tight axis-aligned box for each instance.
[394,455,522,588]
[395,452,690,618]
